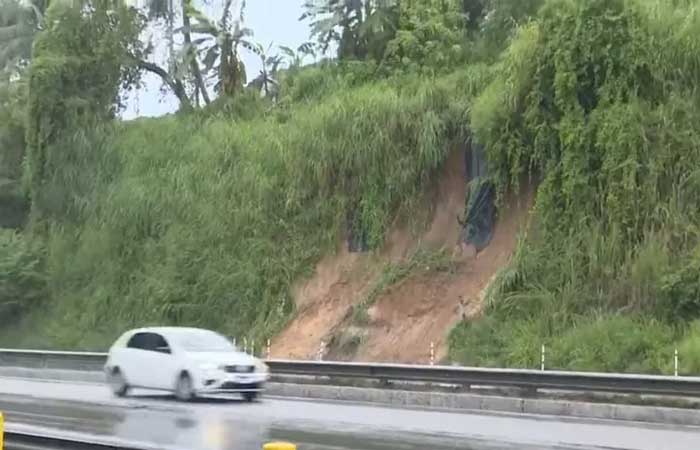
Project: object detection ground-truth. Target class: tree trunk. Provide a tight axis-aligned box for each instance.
[137,59,192,111]
[166,0,175,72]
[182,0,211,104]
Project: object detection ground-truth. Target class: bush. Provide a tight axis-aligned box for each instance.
[675,323,700,376]
[659,253,700,322]
[0,230,46,322]
[548,316,676,374]
[450,313,678,373]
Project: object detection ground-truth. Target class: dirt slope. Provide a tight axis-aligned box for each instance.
[271,149,533,363]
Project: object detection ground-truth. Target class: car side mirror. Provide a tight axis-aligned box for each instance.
[155,346,171,354]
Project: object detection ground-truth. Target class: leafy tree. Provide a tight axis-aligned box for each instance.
[477,0,543,52]
[134,0,261,107]
[0,0,46,228]
[301,0,399,61]
[134,0,196,109]
[25,0,146,207]
[383,0,465,72]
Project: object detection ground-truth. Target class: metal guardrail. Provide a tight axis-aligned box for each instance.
[3,348,700,397]
[0,350,107,372]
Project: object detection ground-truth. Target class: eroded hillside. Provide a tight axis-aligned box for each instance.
[272,149,533,363]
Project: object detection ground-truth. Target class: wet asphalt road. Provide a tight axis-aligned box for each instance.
[1,377,700,450]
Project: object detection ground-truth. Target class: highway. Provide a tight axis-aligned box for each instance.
[1,377,700,450]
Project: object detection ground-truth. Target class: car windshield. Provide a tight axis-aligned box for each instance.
[174,330,235,352]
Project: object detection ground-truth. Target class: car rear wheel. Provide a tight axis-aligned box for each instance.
[109,368,129,397]
[243,392,258,402]
[175,373,195,402]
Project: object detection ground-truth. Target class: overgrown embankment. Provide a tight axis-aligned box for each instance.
[450,0,700,374]
[3,66,489,349]
[7,0,700,375]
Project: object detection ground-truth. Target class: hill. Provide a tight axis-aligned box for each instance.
[4,0,700,375]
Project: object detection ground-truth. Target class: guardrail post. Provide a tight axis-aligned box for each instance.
[541,344,546,371]
[675,348,679,377]
[318,340,325,361]
[430,342,435,366]
[266,339,271,360]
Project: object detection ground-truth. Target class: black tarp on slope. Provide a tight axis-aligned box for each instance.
[462,177,496,251]
[460,137,496,252]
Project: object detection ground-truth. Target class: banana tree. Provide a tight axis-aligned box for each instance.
[300,0,398,61]
[248,43,282,99]
[185,0,254,97]
[279,42,316,70]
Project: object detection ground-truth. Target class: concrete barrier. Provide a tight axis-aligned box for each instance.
[262,382,700,426]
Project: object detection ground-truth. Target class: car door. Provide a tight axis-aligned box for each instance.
[122,332,150,387]
[141,332,178,390]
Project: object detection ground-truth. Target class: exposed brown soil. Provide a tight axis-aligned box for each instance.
[356,185,534,364]
[271,148,534,363]
[270,247,378,360]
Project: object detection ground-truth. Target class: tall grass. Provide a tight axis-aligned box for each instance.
[2,67,489,349]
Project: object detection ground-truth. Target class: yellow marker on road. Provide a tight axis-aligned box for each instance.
[263,443,296,450]
[0,411,4,450]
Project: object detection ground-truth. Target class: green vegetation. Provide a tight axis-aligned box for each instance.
[9,63,487,348]
[450,0,700,374]
[4,0,700,376]
[0,78,27,228]
[0,230,46,324]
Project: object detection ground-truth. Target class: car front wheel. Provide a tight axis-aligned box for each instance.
[175,373,195,402]
[243,392,258,402]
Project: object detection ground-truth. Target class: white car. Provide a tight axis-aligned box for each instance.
[104,327,269,402]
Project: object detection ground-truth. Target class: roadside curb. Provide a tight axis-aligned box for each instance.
[265,382,700,427]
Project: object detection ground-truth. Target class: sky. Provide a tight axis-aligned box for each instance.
[121,0,309,119]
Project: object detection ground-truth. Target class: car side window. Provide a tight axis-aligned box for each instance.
[126,332,148,350]
[125,332,171,353]
[142,332,171,354]
[152,333,171,353]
